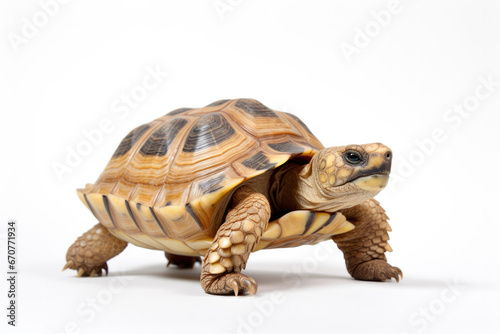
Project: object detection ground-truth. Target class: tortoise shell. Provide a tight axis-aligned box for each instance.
[78,99,324,256]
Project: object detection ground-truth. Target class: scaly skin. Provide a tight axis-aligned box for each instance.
[333,199,402,282]
[165,252,201,269]
[201,189,271,295]
[63,223,128,277]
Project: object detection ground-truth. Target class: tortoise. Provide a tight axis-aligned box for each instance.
[64,98,402,295]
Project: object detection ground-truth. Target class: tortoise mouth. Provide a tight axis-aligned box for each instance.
[351,174,389,191]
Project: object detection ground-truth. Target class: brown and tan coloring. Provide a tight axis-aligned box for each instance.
[64,99,402,295]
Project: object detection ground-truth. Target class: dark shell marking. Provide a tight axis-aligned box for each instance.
[199,175,225,194]
[147,206,170,236]
[112,124,151,158]
[286,113,313,135]
[235,99,278,118]
[102,195,117,228]
[303,212,316,234]
[268,141,305,154]
[185,203,203,229]
[139,118,188,156]
[182,113,235,153]
[318,212,338,231]
[83,194,101,223]
[125,200,141,230]
[242,151,277,171]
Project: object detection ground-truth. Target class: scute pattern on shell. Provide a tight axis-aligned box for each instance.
[78,99,323,255]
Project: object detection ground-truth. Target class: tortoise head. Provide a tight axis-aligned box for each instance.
[299,143,392,210]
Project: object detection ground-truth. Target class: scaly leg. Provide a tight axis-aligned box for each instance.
[200,188,271,295]
[333,199,403,282]
[63,223,128,277]
[165,252,201,269]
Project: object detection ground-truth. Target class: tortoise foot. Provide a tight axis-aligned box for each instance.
[165,253,201,269]
[352,259,402,282]
[63,260,108,277]
[201,272,258,296]
[64,224,127,278]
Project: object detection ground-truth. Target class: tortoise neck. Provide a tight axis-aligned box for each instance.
[272,160,361,213]
[271,162,315,212]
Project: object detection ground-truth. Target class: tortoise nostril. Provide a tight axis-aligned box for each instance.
[385,151,392,160]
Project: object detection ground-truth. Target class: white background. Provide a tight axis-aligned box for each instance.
[1,0,499,333]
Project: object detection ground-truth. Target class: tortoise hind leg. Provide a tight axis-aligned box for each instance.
[63,223,127,277]
[201,188,271,296]
[165,252,201,269]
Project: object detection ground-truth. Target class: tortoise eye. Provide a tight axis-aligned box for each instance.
[343,150,363,165]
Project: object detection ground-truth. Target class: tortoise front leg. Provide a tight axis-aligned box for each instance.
[333,199,403,282]
[201,188,271,296]
[63,223,127,277]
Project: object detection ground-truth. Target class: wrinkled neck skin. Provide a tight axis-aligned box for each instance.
[272,163,378,213]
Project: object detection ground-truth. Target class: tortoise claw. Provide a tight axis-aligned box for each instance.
[352,260,403,282]
[202,273,259,296]
[62,261,74,271]
[241,277,258,295]
[394,267,403,280]
[77,268,86,277]
[228,278,240,296]
[64,261,109,278]
[390,270,399,283]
